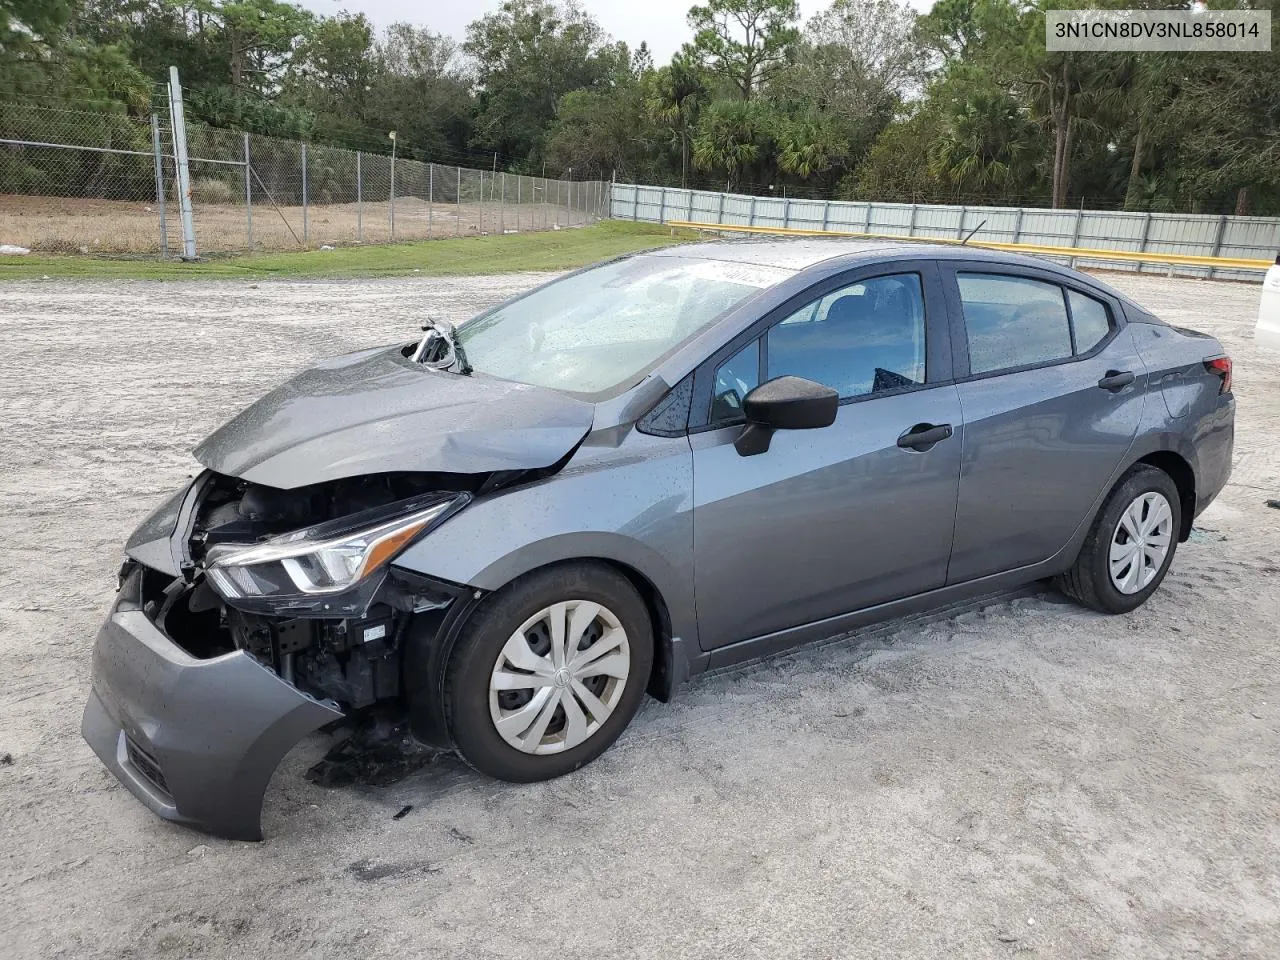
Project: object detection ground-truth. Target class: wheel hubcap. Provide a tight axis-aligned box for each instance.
[488,600,630,755]
[1109,491,1173,595]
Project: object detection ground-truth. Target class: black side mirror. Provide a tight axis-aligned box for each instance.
[735,376,839,457]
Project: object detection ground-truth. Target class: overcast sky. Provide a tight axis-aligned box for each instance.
[295,0,937,65]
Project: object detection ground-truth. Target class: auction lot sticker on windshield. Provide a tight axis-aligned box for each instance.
[685,260,795,289]
[1046,9,1271,52]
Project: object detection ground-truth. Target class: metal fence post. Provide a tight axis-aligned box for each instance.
[389,142,396,240]
[956,205,967,240]
[243,133,253,251]
[862,203,872,234]
[166,66,197,260]
[633,185,640,221]
[427,163,433,238]
[356,151,363,242]
[478,170,484,234]
[820,199,830,232]
[557,180,563,227]
[1012,207,1024,243]
[516,175,522,231]
[456,166,462,237]
[749,196,757,226]
[1138,212,1153,272]
[718,191,726,226]
[150,114,169,259]
[907,203,917,237]
[301,142,309,245]
[1210,215,1227,257]
[1208,214,1228,280]
[783,197,791,229]
[659,187,666,224]
[1070,206,1085,248]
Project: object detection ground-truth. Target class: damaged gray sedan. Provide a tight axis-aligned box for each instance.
[83,240,1234,839]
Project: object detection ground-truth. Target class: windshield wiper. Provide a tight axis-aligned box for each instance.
[412,318,471,375]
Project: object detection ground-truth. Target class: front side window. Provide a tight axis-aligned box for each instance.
[457,255,793,397]
[710,340,760,424]
[766,273,927,399]
[957,273,1073,375]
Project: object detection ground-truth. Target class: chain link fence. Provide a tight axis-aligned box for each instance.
[0,99,607,258]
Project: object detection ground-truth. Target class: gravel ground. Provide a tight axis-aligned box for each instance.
[2,268,1278,960]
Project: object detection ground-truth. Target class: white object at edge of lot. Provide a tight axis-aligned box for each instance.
[1257,262,1280,350]
[0,244,31,255]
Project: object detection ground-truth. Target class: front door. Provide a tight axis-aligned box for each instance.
[691,263,963,651]
[941,264,1146,583]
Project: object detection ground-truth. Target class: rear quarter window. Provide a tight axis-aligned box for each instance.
[1067,289,1112,353]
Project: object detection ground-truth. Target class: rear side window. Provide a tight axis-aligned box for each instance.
[1068,289,1112,353]
[958,274,1072,375]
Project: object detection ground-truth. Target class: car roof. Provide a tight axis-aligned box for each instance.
[641,236,1129,300]
[644,237,912,270]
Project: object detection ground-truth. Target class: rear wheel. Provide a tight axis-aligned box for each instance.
[1057,465,1182,614]
[444,563,653,781]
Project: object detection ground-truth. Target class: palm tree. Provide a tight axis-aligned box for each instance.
[775,112,849,180]
[645,55,707,188]
[691,99,769,190]
[928,86,1035,199]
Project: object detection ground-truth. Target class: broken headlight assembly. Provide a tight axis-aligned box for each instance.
[203,492,468,616]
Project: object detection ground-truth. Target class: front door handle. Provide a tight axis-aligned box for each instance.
[897,422,953,451]
[1098,370,1135,391]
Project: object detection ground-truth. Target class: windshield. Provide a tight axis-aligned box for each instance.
[455,255,793,396]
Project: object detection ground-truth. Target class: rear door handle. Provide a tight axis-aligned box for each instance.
[1098,370,1135,391]
[897,423,953,451]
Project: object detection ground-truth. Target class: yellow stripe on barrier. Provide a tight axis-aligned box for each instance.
[665,220,1274,272]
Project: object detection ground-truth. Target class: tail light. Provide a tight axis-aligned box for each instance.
[1204,357,1232,394]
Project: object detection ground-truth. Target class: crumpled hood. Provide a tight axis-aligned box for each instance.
[194,344,595,488]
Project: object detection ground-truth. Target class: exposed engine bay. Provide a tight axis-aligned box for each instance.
[134,470,495,714]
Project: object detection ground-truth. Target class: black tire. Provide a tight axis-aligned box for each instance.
[444,562,654,782]
[1056,464,1182,614]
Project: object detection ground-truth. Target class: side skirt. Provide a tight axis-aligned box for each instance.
[693,555,1073,676]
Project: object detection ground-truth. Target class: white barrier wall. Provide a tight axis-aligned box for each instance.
[612,183,1280,282]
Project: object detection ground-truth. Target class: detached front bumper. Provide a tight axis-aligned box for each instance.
[81,585,343,841]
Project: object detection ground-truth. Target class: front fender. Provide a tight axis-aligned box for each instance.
[392,432,698,648]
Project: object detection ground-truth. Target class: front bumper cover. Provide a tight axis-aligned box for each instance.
[81,588,343,841]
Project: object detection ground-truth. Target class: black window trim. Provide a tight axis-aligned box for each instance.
[690,260,954,432]
[940,261,1122,384]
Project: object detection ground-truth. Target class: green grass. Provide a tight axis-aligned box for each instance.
[0,221,699,281]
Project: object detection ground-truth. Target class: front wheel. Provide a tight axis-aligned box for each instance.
[444,563,654,782]
[1057,464,1182,614]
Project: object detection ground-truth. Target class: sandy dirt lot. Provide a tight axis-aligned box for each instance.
[0,194,596,254]
[2,268,1278,960]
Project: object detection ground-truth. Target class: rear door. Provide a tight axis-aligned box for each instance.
[941,261,1146,584]
[690,261,962,650]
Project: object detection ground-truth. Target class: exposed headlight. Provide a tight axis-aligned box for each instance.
[205,493,464,602]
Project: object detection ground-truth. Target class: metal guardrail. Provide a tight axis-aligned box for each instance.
[666,220,1276,275]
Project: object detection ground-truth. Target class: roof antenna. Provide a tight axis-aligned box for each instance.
[961,219,988,246]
